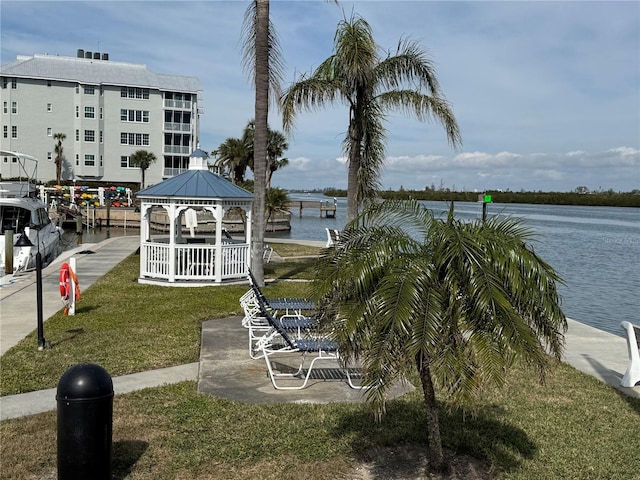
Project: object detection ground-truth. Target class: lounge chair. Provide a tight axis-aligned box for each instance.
[325,228,341,248]
[240,289,317,359]
[258,306,364,390]
[621,321,640,387]
[247,270,315,314]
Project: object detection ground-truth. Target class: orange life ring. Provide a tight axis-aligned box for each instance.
[59,262,81,314]
[59,263,71,301]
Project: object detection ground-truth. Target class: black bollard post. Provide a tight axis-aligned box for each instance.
[57,363,114,480]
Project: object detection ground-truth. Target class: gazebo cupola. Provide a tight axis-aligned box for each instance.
[136,149,253,286]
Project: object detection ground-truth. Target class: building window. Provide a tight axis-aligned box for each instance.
[121,109,150,123]
[3,126,7,138]
[84,85,95,95]
[76,154,79,166]
[120,132,150,146]
[47,152,52,161]
[11,125,17,138]
[47,128,52,136]
[76,106,79,118]
[100,131,103,143]
[47,103,52,112]
[84,155,95,166]
[11,101,17,114]
[84,106,95,118]
[75,129,79,141]
[121,155,129,167]
[76,85,79,94]
[2,77,6,89]
[47,80,52,87]
[2,102,6,114]
[11,78,16,89]
[100,155,103,167]
[84,130,95,142]
[99,107,103,120]
[121,86,149,99]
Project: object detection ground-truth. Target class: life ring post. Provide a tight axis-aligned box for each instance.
[68,257,77,316]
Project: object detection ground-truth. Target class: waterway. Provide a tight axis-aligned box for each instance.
[68,197,639,338]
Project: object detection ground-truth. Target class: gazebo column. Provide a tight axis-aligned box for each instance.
[245,209,252,246]
[214,205,223,283]
[168,204,177,282]
[139,203,152,279]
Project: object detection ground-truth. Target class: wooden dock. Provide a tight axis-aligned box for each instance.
[287,198,337,218]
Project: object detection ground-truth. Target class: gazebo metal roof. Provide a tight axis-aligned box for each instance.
[137,169,253,201]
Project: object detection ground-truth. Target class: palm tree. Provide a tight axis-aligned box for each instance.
[213,137,252,184]
[312,199,567,472]
[129,150,157,189]
[53,132,66,184]
[264,187,289,231]
[242,121,289,189]
[282,14,462,223]
[266,129,288,189]
[241,0,284,286]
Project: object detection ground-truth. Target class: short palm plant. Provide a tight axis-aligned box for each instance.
[311,199,567,472]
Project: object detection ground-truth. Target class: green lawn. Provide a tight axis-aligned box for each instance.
[1,246,639,479]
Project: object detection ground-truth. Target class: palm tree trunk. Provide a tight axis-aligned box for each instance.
[416,355,447,472]
[250,0,269,286]
[346,113,361,223]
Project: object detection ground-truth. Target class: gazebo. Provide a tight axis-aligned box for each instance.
[136,149,253,286]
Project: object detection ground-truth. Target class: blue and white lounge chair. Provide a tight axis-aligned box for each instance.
[258,306,364,390]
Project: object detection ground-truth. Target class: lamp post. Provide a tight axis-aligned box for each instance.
[15,234,48,350]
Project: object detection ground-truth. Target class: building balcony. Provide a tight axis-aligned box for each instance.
[164,99,192,110]
[163,122,192,132]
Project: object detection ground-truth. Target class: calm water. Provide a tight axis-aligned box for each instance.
[71,197,640,338]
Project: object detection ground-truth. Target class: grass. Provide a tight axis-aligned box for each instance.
[1,247,639,479]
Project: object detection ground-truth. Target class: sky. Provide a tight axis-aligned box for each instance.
[1,1,639,193]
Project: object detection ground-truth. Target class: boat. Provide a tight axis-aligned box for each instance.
[0,151,63,273]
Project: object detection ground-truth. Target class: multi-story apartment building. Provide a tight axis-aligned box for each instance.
[0,50,202,187]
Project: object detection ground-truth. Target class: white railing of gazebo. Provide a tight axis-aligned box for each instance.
[141,241,249,282]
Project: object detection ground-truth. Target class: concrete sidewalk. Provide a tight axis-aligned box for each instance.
[0,235,141,355]
[1,236,638,422]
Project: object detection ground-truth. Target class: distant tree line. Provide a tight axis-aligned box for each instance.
[321,188,640,207]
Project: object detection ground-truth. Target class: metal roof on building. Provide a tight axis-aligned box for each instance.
[137,170,253,201]
[0,54,200,92]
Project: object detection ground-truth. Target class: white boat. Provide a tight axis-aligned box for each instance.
[0,151,63,273]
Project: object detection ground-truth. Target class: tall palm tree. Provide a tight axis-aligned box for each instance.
[312,199,567,472]
[241,0,284,286]
[53,132,66,184]
[213,137,252,184]
[129,150,157,189]
[282,14,462,223]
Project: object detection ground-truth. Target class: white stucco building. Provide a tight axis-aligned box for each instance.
[0,50,201,186]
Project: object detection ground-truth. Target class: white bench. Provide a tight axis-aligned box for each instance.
[621,321,640,388]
